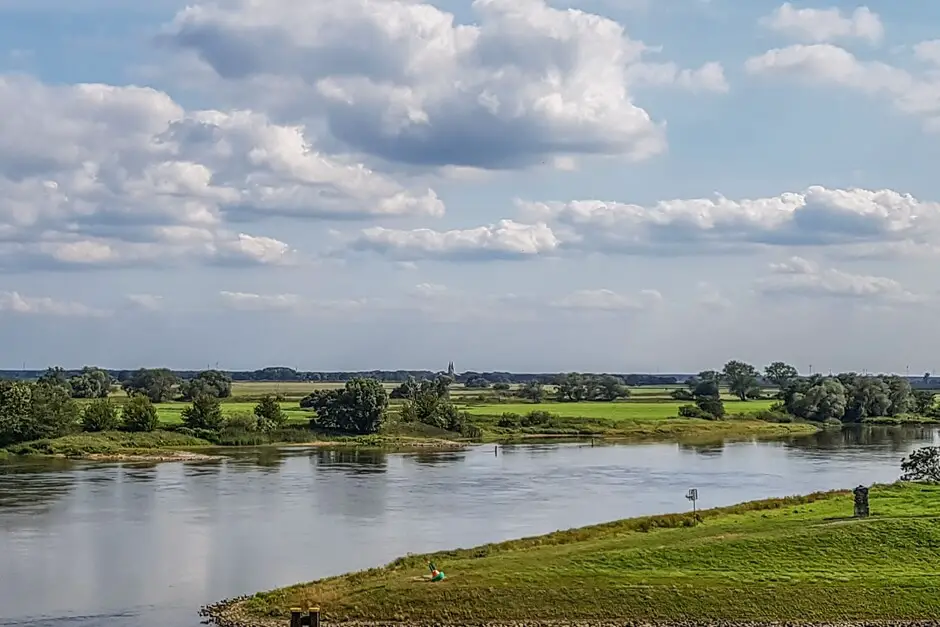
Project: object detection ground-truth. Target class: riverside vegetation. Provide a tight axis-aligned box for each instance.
[2,361,939,459]
[212,473,940,626]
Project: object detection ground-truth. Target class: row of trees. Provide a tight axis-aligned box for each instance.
[0,377,288,448]
[31,367,235,403]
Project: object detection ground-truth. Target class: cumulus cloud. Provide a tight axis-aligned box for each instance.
[745,43,940,128]
[759,3,883,45]
[163,0,727,168]
[754,257,925,304]
[550,288,662,311]
[344,220,560,261]
[0,291,110,317]
[126,293,164,310]
[0,74,441,269]
[520,186,940,257]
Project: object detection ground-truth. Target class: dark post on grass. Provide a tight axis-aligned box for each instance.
[854,485,870,518]
[289,606,320,627]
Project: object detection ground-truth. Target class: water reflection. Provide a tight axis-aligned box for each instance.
[0,425,938,627]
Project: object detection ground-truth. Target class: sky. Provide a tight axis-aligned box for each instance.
[1,0,940,374]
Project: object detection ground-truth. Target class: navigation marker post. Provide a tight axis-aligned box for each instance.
[686,488,699,524]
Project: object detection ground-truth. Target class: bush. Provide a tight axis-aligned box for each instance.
[695,396,726,419]
[81,399,119,432]
[181,394,225,431]
[121,395,159,432]
[254,394,287,432]
[497,412,520,428]
[521,410,556,427]
[752,409,793,423]
[678,404,712,419]
[493,383,511,392]
[824,417,844,427]
[671,388,694,401]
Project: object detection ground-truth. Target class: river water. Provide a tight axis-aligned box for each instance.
[1,426,938,627]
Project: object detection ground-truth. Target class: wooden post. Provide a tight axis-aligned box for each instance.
[290,608,302,627]
[308,606,320,627]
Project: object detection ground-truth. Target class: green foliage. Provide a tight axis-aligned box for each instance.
[516,381,545,403]
[670,388,694,401]
[520,410,556,427]
[497,412,520,428]
[721,360,760,401]
[492,382,511,392]
[554,373,629,402]
[303,377,388,435]
[179,369,233,400]
[0,381,80,447]
[464,376,491,389]
[68,366,112,398]
[901,447,940,482]
[37,366,72,393]
[694,396,726,419]
[121,368,180,403]
[5,430,210,457]
[398,377,463,431]
[678,404,712,419]
[254,393,287,432]
[181,394,226,431]
[121,395,159,432]
[780,373,916,424]
[764,361,798,388]
[81,398,119,432]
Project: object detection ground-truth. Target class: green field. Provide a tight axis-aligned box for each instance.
[224,483,940,625]
[463,399,778,420]
[151,401,314,424]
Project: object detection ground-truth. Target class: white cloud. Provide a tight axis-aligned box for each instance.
[0,291,110,317]
[520,186,940,257]
[219,291,301,311]
[163,0,727,168]
[0,74,441,269]
[760,3,883,45]
[695,281,732,310]
[754,257,924,304]
[745,43,940,128]
[345,220,560,261]
[551,288,662,311]
[126,293,164,310]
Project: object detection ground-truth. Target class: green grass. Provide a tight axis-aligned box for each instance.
[230,483,940,624]
[5,430,212,457]
[150,401,314,425]
[464,400,778,420]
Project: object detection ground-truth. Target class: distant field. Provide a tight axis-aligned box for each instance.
[462,399,778,420]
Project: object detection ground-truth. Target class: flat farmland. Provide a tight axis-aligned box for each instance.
[152,401,313,424]
[462,399,778,420]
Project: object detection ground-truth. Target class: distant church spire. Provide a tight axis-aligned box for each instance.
[447,361,455,377]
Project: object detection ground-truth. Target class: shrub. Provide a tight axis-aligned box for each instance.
[671,388,694,401]
[121,395,159,432]
[181,394,226,431]
[497,412,520,428]
[493,383,511,392]
[81,399,119,432]
[824,417,844,427]
[695,396,726,419]
[752,409,793,423]
[521,410,556,427]
[254,394,287,432]
[678,404,711,419]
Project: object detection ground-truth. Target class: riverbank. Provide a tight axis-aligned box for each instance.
[211,482,940,626]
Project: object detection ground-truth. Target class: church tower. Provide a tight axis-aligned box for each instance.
[447,361,455,377]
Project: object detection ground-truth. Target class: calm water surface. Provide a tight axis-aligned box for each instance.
[1,426,938,627]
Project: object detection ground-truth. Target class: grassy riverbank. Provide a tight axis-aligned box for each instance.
[220,482,940,625]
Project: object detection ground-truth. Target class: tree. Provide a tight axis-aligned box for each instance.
[464,376,491,389]
[793,378,847,422]
[304,378,388,435]
[555,373,587,402]
[29,383,81,440]
[82,398,119,432]
[594,375,629,401]
[901,447,940,482]
[399,378,463,431]
[121,368,180,403]
[179,370,232,401]
[68,367,112,398]
[722,360,760,401]
[885,375,914,417]
[764,362,799,389]
[121,395,159,432]
[517,381,545,403]
[843,376,890,423]
[182,394,226,431]
[38,366,72,392]
[390,377,420,400]
[0,381,34,447]
[254,394,287,432]
[695,396,726,418]
[913,390,937,415]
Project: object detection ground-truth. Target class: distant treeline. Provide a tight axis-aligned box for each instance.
[0,367,686,387]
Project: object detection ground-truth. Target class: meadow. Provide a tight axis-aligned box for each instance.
[225,482,940,625]
[462,399,779,420]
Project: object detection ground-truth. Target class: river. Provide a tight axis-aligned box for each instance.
[1,426,938,627]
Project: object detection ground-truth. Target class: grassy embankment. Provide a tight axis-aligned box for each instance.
[216,482,940,626]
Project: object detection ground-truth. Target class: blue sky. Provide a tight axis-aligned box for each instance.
[1,0,940,373]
